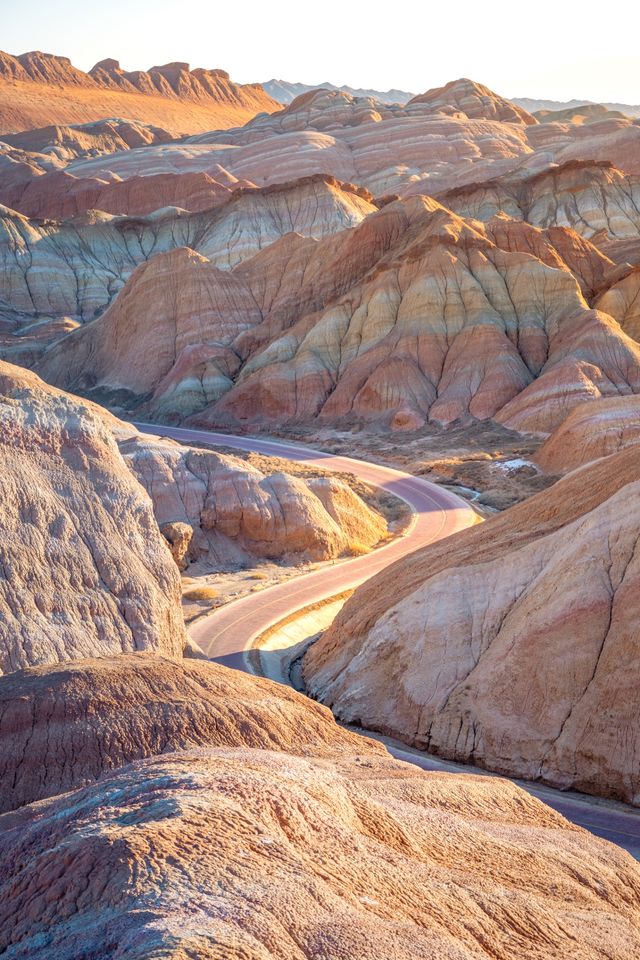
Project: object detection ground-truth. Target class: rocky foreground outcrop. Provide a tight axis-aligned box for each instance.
[121,432,387,568]
[1,742,639,959]
[0,362,185,672]
[0,49,278,134]
[304,444,640,805]
[0,653,375,812]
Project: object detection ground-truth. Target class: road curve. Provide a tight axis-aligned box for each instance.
[136,422,640,857]
[134,422,478,669]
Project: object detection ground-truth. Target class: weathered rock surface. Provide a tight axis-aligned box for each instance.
[1,743,639,959]
[441,160,640,238]
[121,432,387,567]
[35,196,640,433]
[595,264,640,341]
[1,116,176,160]
[0,361,185,673]
[0,653,374,813]
[0,49,278,134]
[535,395,640,472]
[304,445,640,805]
[0,175,375,333]
[0,169,237,219]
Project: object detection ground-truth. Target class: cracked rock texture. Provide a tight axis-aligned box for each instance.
[304,444,640,805]
[0,361,185,673]
[121,432,387,567]
[0,49,278,135]
[1,744,640,959]
[441,160,640,238]
[0,652,376,813]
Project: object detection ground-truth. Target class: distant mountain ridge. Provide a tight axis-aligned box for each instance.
[263,78,415,105]
[513,95,640,118]
[263,79,640,118]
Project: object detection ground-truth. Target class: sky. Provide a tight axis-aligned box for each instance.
[1,0,638,104]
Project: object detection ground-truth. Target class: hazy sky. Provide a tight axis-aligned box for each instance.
[1,0,638,103]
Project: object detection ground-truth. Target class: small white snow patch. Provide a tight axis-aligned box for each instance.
[494,458,536,474]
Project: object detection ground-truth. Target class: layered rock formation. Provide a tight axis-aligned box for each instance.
[0,653,375,812]
[441,160,640,239]
[2,743,640,959]
[0,169,238,219]
[535,395,640,472]
[0,362,185,673]
[408,78,537,124]
[35,195,640,433]
[2,116,176,159]
[0,49,278,134]
[121,432,387,567]
[304,445,640,805]
[0,175,374,329]
[595,265,640,340]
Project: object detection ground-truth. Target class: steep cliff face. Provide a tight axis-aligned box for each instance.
[304,445,640,805]
[0,362,186,673]
[0,49,278,134]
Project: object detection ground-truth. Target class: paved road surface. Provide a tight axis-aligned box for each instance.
[136,422,640,857]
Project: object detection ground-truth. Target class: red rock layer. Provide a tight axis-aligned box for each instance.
[0,653,376,813]
[34,196,640,433]
[535,395,640,472]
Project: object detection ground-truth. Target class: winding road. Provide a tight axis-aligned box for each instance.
[137,422,640,858]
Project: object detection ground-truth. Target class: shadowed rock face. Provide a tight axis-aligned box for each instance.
[0,653,378,813]
[304,445,640,805]
[1,745,640,959]
[535,395,640,472]
[0,362,186,673]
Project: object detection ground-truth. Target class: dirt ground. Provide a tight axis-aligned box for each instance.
[278,420,559,514]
